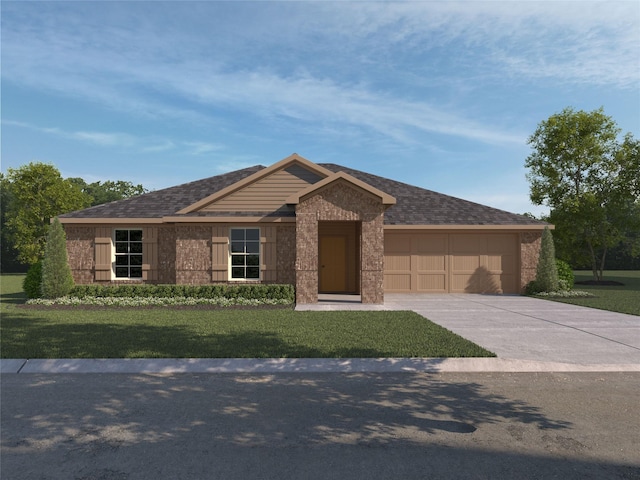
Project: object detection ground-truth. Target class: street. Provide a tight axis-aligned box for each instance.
[2,372,639,479]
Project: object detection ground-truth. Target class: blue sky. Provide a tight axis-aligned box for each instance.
[2,1,638,216]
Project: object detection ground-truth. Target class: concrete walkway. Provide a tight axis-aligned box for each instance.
[2,295,639,374]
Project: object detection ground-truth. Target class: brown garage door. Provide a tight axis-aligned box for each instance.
[384,233,518,294]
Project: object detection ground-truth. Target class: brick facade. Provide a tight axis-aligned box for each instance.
[295,180,386,304]
[520,231,543,291]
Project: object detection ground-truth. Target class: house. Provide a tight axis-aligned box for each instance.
[59,154,548,304]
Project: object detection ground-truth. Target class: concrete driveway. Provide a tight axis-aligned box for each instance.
[384,294,640,366]
[299,294,640,367]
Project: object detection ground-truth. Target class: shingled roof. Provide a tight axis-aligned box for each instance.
[60,162,545,226]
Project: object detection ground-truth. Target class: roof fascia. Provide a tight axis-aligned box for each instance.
[176,153,334,215]
[161,216,296,223]
[58,218,162,224]
[384,224,553,230]
[286,171,396,206]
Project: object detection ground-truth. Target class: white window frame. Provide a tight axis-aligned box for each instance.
[229,227,261,281]
[112,229,144,280]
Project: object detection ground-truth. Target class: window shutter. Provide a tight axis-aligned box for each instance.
[211,225,229,281]
[262,226,277,282]
[94,227,112,281]
[142,226,158,281]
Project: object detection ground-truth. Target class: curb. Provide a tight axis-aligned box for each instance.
[3,358,640,374]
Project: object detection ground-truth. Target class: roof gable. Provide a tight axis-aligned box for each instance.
[286,171,396,206]
[177,153,333,214]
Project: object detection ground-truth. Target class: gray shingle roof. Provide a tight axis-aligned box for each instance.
[61,162,545,226]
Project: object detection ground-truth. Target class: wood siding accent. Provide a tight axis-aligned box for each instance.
[200,164,323,213]
[94,227,112,281]
[261,226,277,282]
[384,232,518,294]
[142,226,158,282]
[211,226,229,282]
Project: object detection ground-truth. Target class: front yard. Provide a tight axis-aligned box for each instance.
[0,275,493,359]
[547,271,640,316]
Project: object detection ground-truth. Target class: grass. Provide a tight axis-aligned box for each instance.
[0,274,494,359]
[547,271,640,316]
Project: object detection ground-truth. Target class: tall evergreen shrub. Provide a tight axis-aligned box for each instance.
[41,217,74,299]
[535,227,559,293]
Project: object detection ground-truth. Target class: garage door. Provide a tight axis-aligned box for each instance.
[384,233,518,294]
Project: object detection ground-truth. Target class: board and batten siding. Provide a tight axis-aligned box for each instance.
[199,165,323,212]
[384,232,519,294]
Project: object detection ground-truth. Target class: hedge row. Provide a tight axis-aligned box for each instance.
[69,284,295,302]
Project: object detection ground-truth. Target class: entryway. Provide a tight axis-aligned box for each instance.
[318,221,360,294]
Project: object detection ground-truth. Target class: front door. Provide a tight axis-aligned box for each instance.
[319,235,347,293]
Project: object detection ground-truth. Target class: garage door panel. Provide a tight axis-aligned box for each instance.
[417,274,446,292]
[386,254,411,271]
[416,235,447,253]
[417,255,446,272]
[384,273,412,291]
[384,233,519,294]
[451,255,480,272]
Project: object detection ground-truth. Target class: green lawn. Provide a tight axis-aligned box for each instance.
[550,271,640,316]
[0,274,494,359]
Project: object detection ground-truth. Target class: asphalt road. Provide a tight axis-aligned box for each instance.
[2,372,639,480]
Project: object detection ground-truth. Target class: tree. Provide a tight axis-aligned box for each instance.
[4,163,91,265]
[534,227,559,293]
[525,107,640,281]
[41,217,75,299]
[68,178,147,206]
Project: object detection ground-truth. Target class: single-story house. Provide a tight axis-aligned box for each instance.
[59,154,548,304]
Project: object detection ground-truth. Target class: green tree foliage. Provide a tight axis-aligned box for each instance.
[534,227,559,293]
[4,163,91,265]
[525,107,640,281]
[40,217,75,299]
[68,178,147,206]
[23,261,43,299]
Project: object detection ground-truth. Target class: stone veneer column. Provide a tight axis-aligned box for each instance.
[295,212,319,304]
[519,231,543,292]
[360,212,385,304]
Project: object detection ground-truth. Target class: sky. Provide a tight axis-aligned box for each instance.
[2,1,639,217]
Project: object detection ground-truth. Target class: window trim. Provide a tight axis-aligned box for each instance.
[228,227,261,281]
[112,228,144,281]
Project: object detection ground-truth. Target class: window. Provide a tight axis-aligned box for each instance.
[230,228,260,280]
[114,229,143,279]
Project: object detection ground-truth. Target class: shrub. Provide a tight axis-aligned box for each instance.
[23,261,43,299]
[534,227,559,293]
[69,283,296,303]
[555,259,574,291]
[41,217,75,299]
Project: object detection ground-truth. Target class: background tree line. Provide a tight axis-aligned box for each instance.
[526,107,640,279]
[1,162,146,272]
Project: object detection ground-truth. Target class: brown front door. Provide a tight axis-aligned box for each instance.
[319,235,347,293]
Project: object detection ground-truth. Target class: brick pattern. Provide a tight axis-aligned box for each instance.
[296,180,386,304]
[175,226,212,284]
[277,225,296,285]
[65,226,95,284]
[520,231,542,292]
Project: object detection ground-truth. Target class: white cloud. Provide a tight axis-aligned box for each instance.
[1,1,637,151]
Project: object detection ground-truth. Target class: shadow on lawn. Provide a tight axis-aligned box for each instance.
[0,311,391,359]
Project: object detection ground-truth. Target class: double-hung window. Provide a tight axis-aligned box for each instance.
[114,229,143,279]
[230,228,260,280]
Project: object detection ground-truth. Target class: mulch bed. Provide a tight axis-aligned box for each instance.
[17,304,294,311]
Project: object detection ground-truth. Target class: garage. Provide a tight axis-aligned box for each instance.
[384,232,519,294]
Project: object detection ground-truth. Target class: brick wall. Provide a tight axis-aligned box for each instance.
[520,231,543,292]
[65,226,96,284]
[296,180,386,304]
